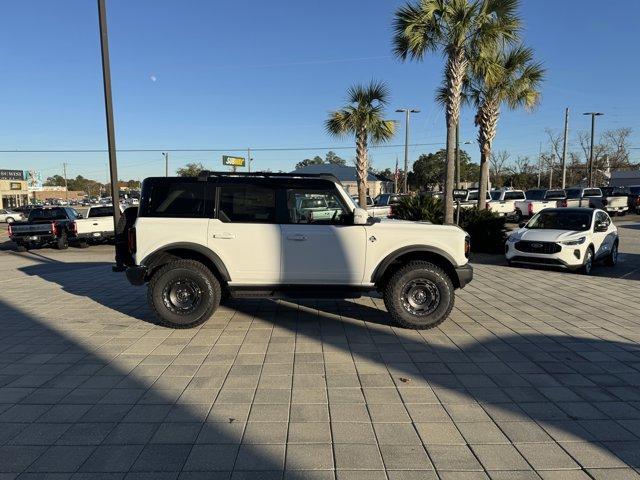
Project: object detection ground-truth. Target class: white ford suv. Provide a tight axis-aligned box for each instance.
[119,172,472,329]
[505,207,619,274]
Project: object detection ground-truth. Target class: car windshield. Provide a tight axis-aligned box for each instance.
[526,211,591,231]
[490,191,501,200]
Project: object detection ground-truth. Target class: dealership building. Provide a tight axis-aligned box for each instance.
[0,169,29,209]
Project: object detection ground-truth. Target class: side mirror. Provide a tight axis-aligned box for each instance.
[594,221,608,232]
[352,207,368,225]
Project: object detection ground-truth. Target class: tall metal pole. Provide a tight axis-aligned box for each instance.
[63,162,69,203]
[403,109,409,193]
[162,152,169,176]
[97,0,121,230]
[455,122,460,188]
[537,142,542,188]
[584,112,603,187]
[247,147,252,172]
[561,108,569,189]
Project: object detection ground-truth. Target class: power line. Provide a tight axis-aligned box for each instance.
[0,142,445,154]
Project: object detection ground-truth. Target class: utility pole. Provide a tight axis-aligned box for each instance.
[548,154,554,189]
[63,162,69,203]
[97,0,121,233]
[247,147,252,172]
[394,155,399,193]
[396,108,420,193]
[583,112,603,187]
[561,108,569,189]
[162,152,169,177]
[537,142,542,188]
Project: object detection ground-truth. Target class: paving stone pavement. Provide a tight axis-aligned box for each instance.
[0,222,639,479]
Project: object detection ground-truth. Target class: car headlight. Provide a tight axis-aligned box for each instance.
[561,236,586,246]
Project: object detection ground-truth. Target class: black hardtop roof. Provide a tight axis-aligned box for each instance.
[143,171,343,189]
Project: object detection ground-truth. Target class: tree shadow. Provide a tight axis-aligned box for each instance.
[10,254,640,476]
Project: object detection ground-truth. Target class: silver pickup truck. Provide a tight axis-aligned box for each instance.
[559,187,629,216]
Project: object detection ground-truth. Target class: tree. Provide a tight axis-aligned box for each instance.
[394,0,521,223]
[489,150,510,187]
[468,44,544,208]
[295,156,324,170]
[325,81,395,208]
[44,175,66,187]
[409,149,476,191]
[325,151,346,166]
[176,162,206,177]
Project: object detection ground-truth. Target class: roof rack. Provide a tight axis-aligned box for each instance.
[196,170,341,183]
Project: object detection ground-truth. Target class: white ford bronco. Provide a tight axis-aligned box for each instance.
[120,172,472,329]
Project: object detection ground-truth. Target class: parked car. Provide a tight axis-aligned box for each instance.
[8,207,81,251]
[74,206,116,246]
[351,195,391,218]
[458,189,491,209]
[598,187,629,216]
[118,172,473,330]
[514,189,566,221]
[505,208,618,274]
[13,204,40,215]
[627,185,640,214]
[0,209,25,224]
[374,193,410,206]
[487,189,526,218]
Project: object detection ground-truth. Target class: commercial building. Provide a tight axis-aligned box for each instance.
[291,164,394,197]
[0,170,29,209]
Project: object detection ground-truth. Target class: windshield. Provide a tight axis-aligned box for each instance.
[337,184,357,211]
[28,208,67,221]
[526,211,591,231]
[490,191,501,200]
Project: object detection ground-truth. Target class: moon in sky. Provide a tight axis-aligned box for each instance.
[150,75,157,82]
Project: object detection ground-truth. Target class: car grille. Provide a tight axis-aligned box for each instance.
[514,241,561,254]
[511,256,565,266]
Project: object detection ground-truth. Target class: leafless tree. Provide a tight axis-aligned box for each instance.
[489,150,510,188]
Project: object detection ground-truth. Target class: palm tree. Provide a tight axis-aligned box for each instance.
[326,81,395,209]
[393,0,520,224]
[469,44,544,208]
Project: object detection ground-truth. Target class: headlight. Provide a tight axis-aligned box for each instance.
[561,236,586,246]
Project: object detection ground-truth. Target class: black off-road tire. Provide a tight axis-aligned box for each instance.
[76,241,90,249]
[148,259,221,329]
[15,244,28,252]
[383,261,455,330]
[56,232,69,250]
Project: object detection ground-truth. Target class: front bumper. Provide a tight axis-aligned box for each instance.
[505,242,584,270]
[455,264,473,288]
[125,266,147,286]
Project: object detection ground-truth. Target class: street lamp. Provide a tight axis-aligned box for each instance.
[583,112,604,187]
[396,108,420,193]
[456,137,472,188]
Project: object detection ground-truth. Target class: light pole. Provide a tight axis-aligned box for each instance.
[162,152,169,177]
[583,112,603,187]
[396,108,420,193]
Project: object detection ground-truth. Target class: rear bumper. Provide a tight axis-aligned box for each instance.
[455,264,473,288]
[12,234,56,244]
[125,266,147,286]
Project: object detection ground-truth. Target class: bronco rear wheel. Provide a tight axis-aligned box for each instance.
[383,261,454,330]
[148,259,220,328]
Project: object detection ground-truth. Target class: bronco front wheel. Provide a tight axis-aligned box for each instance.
[384,261,454,330]
[148,259,220,328]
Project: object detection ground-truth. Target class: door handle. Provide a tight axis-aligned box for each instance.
[287,234,307,241]
[213,233,236,239]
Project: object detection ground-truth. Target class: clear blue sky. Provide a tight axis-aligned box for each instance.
[1,0,639,182]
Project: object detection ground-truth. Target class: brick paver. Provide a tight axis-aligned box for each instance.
[0,222,639,478]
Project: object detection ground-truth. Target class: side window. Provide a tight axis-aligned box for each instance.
[143,181,206,218]
[504,191,525,200]
[218,186,276,223]
[286,189,347,224]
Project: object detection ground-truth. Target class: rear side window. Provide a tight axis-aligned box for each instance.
[141,180,206,218]
[583,188,601,197]
[28,208,67,221]
[504,191,525,200]
[525,190,544,200]
[88,207,113,217]
[218,186,276,223]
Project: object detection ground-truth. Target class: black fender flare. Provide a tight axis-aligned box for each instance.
[140,242,231,282]
[371,245,457,283]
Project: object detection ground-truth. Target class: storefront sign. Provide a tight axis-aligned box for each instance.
[0,169,24,181]
[9,182,22,190]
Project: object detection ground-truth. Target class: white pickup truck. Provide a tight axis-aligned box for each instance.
[351,195,391,218]
[74,206,115,245]
[514,189,567,221]
[559,187,628,216]
[487,189,526,217]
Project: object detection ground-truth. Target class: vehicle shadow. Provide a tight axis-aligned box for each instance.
[13,256,640,475]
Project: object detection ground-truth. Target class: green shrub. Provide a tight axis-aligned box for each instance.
[392,195,443,224]
[393,196,506,254]
[458,208,507,253]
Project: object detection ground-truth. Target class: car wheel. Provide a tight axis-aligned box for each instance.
[76,241,90,249]
[148,259,221,329]
[581,247,594,275]
[383,261,454,330]
[56,232,69,250]
[6,217,14,223]
[605,242,618,267]
[15,244,27,252]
